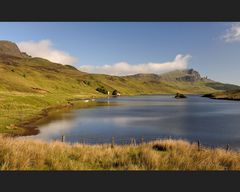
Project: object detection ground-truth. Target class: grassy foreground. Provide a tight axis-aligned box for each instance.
[0,136,240,170]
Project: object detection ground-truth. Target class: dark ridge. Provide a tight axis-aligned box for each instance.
[65,65,78,70]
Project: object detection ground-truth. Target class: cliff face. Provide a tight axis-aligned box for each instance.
[158,68,205,83]
[175,69,202,82]
[0,40,30,58]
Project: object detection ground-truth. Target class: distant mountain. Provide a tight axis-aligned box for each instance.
[159,69,206,82]
[126,69,210,83]
[0,40,239,96]
[123,69,239,93]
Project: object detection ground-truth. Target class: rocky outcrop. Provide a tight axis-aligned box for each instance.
[175,93,187,99]
[0,40,30,58]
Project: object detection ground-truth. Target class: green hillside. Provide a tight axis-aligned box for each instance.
[0,40,239,135]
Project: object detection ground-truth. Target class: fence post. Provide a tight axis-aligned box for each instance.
[111,137,115,148]
[130,138,136,145]
[133,138,136,146]
[61,135,65,142]
[226,144,230,152]
[141,137,144,144]
[197,140,201,151]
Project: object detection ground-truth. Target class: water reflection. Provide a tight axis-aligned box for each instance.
[23,119,77,140]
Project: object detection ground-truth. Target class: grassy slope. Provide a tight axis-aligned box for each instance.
[0,55,239,134]
[0,56,103,134]
[0,136,239,170]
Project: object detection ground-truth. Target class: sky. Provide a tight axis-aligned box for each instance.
[0,22,240,85]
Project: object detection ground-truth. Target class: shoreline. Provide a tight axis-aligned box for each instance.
[202,94,240,101]
[202,90,240,101]
[13,98,114,137]
[15,102,76,137]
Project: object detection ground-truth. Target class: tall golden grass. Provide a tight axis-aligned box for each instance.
[0,136,240,170]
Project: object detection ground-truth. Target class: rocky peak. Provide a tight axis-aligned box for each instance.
[0,40,30,58]
[176,69,202,82]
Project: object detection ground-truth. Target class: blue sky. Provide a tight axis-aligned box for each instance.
[0,22,240,85]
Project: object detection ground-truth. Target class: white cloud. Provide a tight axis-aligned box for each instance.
[79,54,191,76]
[17,40,78,65]
[222,23,240,42]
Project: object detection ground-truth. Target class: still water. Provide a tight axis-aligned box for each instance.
[23,95,240,149]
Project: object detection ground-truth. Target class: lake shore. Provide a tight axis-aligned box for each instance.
[1,136,239,170]
[202,90,240,101]
[0,91,107,136]
[13,96,119,137]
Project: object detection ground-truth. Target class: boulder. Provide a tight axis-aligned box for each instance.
[175,93,187,99]
[112,89,120,96]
